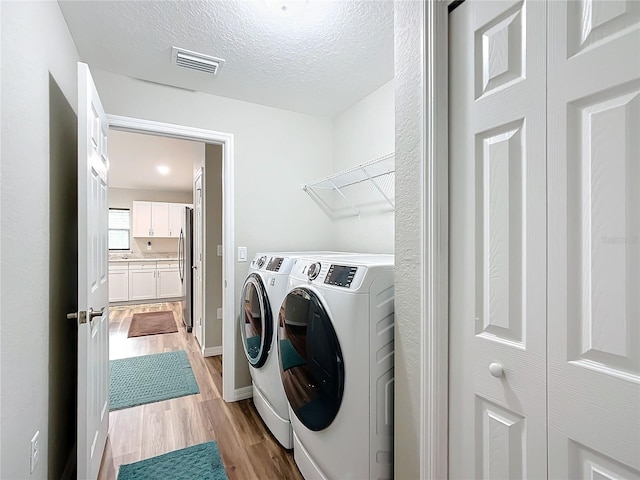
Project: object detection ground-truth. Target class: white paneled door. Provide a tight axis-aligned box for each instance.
[547,1,640,477]
[76,62,109,480]
[449,1,547,478]
[450,1,640,479]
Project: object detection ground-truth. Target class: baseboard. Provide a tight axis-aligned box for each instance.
[61,443,76,480]
[234,385,253,401]
[203,346,223,357]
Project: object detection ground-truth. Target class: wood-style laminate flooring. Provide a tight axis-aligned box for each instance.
[98,301,303,480]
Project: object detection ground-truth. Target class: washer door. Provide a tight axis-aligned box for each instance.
[278,287,344,431]
[239,273,272,368]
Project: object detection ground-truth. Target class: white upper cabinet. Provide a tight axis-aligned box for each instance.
[168,203,185,238]
[131,201,175,237]
[151,202,169,237]
[132,201,152,237]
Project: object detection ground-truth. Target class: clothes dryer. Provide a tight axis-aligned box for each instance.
[239,252,354,449]
[277,255,394,479]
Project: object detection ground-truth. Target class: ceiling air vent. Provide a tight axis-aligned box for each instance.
[171,47,225,75]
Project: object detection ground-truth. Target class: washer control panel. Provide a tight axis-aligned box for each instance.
[324,264,358,288]
[266,257,284,272]
[307,262,322,280]
[256,255,268,269]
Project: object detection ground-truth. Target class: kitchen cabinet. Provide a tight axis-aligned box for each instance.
[109,260,182,303]
[132,201,169,237]
[128,262,157,301]
[156,261,182,298]
[168,203,186,238]
[108,263,129,302]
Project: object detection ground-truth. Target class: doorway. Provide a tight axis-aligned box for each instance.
[107,115,236,402]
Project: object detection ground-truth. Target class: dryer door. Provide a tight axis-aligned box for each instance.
[278,287,344,431]
[239,273,272,368]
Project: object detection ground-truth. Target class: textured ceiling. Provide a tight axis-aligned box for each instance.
[58,0,394,117]
[108,130,202,192]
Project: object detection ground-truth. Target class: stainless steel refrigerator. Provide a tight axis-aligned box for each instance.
[178,206,194,332]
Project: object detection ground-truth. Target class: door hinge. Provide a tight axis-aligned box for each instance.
[67,310,87,324]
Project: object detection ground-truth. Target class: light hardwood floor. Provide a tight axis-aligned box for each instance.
[98,301,303,480]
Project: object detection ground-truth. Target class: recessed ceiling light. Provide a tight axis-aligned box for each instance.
[265,0,307,15]
[157,165,170,175]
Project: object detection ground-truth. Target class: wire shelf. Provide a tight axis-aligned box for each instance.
[302,153,395,218]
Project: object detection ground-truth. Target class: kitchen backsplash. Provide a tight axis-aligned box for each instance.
[129,237,180,255]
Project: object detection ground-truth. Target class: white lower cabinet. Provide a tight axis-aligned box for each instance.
[156,261,182,298]
[109,260,182,303]
[108,264,129,302]
[128,265,157,301]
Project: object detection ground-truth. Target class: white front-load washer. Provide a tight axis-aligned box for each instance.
[239,251,355,449]
[277,254,394,479]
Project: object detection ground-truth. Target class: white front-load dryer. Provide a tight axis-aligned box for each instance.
[277,255,394,479]
[239,252,355,449]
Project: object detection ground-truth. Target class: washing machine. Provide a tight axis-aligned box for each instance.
[239,251,355,449]
[277,254,394,479]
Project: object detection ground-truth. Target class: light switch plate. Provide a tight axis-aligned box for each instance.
[217,245,223,256]
[217,308,223,319]
[238,247,247,262]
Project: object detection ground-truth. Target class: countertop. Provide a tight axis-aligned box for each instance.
[109,253,178,263]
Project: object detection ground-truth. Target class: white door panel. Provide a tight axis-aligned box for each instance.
[77,62,109,480]
[548,0,640,476]
[449,1,547,478]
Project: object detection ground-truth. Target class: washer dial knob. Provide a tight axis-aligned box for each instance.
[307,262,321,280]
[257,256,267,268]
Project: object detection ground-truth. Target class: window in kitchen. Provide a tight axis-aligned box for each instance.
[109,208,130,250]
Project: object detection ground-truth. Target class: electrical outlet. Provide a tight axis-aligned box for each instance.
[146,241,152,251]
[217,245,223,256]
[217,307,223,319]
[30,430,40,474]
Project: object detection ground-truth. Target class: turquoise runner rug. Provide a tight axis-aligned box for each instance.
[110,350,199,411]
[118,442,228,480]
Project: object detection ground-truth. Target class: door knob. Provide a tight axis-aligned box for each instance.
[89,307,105,322]
[489,362,504,378]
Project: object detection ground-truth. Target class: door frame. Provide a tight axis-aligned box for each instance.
[397,0,451,478]
[192,167,205,349]
[106,114,237,402]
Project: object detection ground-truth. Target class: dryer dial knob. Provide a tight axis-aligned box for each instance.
[307,262,321,280]
[257,256,267,268]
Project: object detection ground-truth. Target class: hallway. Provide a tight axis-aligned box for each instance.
[99,301,302,480]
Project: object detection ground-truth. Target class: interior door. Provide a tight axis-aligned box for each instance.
[448,1,547,478]
[76,62,109,480]
[193,170,204,347]
[547,1,640,477]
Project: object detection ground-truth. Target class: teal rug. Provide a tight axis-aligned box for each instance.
[118,442,228,480]
[110,350,199,411]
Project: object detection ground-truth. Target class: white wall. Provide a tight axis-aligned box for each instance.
[109,187,194,254]
[92,69,335,387]
[394,2,425,478]
[331,80,395,253]
[0,2,80,478]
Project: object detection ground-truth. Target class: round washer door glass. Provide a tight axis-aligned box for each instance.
[278,287,344,431]
[239,273,272,368]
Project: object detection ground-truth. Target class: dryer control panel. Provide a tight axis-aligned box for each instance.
[324,264,358,288]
